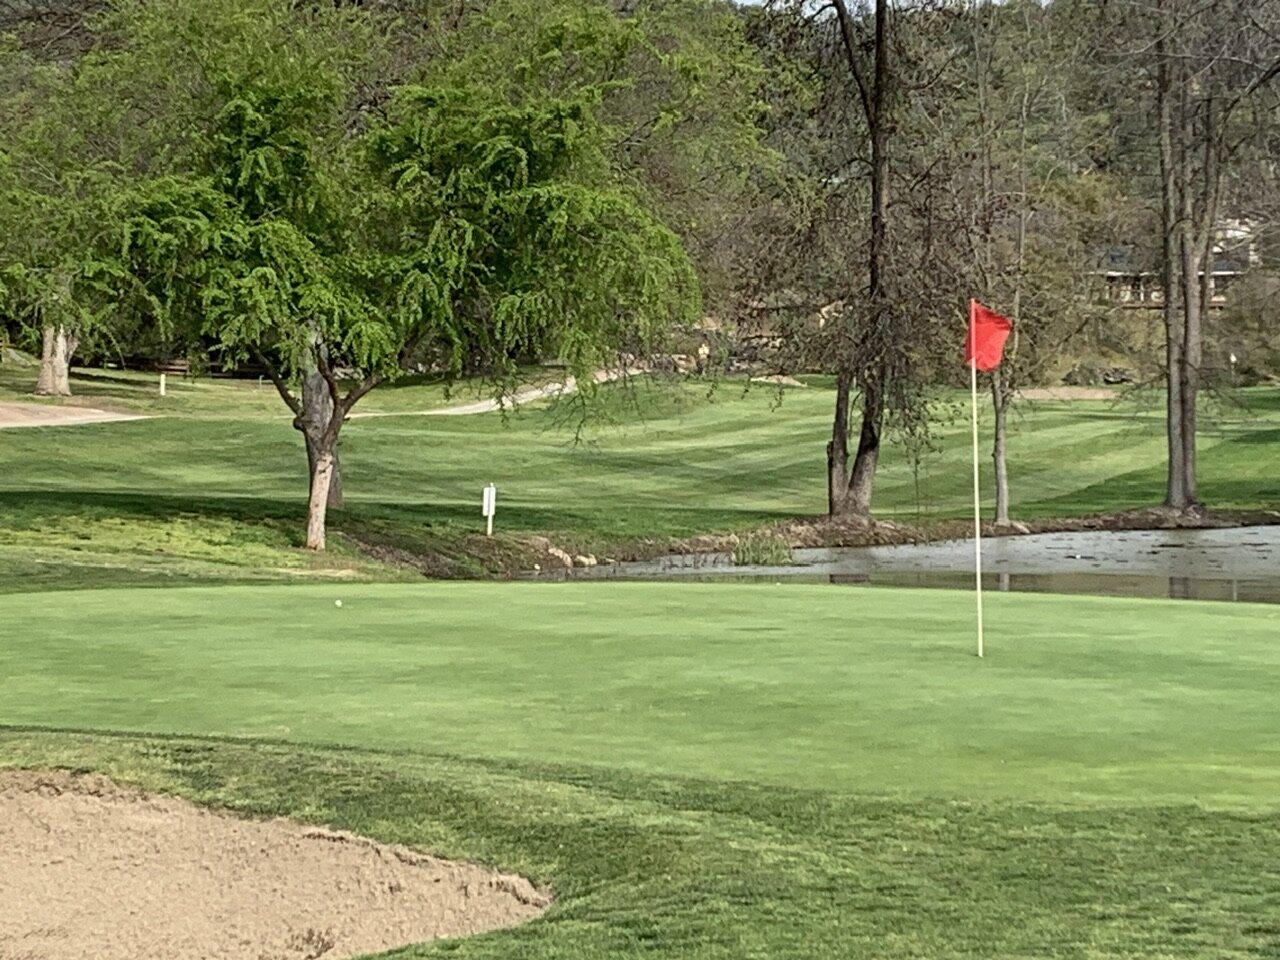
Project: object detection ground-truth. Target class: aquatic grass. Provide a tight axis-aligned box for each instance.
[730,530,793,566]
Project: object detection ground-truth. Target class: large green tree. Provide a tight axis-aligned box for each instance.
[94,0,763,550]
[0,42,132,394]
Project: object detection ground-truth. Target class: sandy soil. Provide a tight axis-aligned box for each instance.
[0,770,550,960]
[0,402,149,429]
[350,368,625,418]
[1016,386,1118,401]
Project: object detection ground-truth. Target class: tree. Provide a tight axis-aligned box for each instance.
[750,0,962,519]
[0,45,124,395]
[108,0,725,550]
[1144,0,1280,512]
[952,0,1115,524]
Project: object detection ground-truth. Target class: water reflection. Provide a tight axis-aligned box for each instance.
[545,526,1280,604]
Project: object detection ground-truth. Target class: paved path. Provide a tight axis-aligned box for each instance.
[0,368,625,427]
[0,402,150,429]
[350,369,624,418]
[1017,386,1118,401]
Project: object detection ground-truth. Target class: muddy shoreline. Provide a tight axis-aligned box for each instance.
[659,506,1280,558]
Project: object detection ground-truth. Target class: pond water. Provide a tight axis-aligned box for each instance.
[551,526,1280,604]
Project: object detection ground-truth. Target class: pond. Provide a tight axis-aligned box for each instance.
[549,526,1280,604]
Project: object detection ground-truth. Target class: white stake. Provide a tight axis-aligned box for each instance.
[969,357,985,658]
[482,483,496,536]
[159,371,167,397]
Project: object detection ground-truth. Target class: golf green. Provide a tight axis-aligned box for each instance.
[5,581,1278,809]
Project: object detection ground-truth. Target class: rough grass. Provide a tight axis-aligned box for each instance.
[730,530,792,565]
[4,731,1280,959]
[3,580,1280,958]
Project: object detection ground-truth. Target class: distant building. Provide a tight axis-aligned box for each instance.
[1098,220,1259,309]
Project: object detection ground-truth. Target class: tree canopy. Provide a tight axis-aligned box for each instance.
[0,0,767,547]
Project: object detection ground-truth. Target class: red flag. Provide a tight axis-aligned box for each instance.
[965,299,1012,372]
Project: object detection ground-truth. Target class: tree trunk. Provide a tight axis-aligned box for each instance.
[991,368,1011,526]
[844,389,882,517]
[1156,16,1189,511]
[299,366,344,509]
[825,0,890,521]
[306,443,336,551]
[35,325,75,397]
[828,372,852,515]
[839,0,889,520]
[304,433,343,507]
[1178,236,1202,508]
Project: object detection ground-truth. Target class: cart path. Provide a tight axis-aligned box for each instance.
[349,368,625,418]
[0,402,151,429]
[1,367,626,427]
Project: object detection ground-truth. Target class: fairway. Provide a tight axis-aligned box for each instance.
[3,366,1279,591]
[5,582,1279,808]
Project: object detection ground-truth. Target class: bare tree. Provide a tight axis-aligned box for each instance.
[752,0,959,520]
[958,0,1109,525]
[1147,0,1280,512]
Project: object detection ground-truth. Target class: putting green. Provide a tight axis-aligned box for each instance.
[4,582,1277,809]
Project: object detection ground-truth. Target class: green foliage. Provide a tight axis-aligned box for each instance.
[359,80,699,388]
[26,0,735,406]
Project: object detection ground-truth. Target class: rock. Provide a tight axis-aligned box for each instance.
[750,374,805,388]
[572,554,598,568]
[546,547,573,569]
[994,520,1031,535]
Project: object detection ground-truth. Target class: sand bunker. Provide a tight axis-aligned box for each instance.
[0,771,550,960]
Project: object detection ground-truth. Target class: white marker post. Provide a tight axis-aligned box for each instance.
[159,372,167,397]
[969,355,984,659]
[482,483,496,536]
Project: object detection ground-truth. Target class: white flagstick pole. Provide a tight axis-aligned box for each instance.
[969,305,985,659]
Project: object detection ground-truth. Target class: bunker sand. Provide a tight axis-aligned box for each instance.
[0,770,550,960]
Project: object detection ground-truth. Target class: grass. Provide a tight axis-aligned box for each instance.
[5,363,1280,956]
[4,581,1280,957]
[2,363,1278,590]
[4,582,1279,807]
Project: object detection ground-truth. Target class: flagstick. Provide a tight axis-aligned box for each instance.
[969,356,985,659]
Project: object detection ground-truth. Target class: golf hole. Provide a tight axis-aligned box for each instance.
[0,771,551,960]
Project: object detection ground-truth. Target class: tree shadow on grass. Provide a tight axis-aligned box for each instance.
[0,489,795,543]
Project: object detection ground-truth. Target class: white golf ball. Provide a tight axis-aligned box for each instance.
[334,599,343,607]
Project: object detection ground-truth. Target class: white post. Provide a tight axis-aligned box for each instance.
[159,371,167,397]
[969,358,985,658]
[482,484,496,536]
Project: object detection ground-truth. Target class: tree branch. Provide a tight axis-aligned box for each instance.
[829,0,875,128]
[251,346,302,417]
